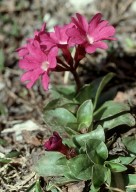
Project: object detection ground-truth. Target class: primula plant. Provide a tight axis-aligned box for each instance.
[17,13,136,192]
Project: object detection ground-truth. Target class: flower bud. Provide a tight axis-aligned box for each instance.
[43,132,77,159]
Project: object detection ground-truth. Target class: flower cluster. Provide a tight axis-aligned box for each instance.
[17,13,115,90]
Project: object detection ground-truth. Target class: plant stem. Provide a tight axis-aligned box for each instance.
[71,69,82,92]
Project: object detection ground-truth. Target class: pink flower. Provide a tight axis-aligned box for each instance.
[39,23,74,50]
[17,45,29,57]
[19,40,57,90]
[17,23,46,58]
[66,13,116,53]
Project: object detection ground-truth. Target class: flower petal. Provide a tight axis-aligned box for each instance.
[66,27,85,45]
[21,68,42,88]
[19,58,38,70]
[17,46,28,57]
[85,44,97,53]
[27,41,44,62]
[94,41,108,49]
[85,41,108,53]
[76,13,88,32]
[48,48,58,69]
[93,26,115,41]
[88,13,102,33]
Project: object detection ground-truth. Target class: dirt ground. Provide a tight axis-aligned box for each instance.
[0,0,136,191]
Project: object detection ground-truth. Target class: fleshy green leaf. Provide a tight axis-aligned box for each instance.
[94,101,130,121]
[46,181,60,192]
[0,103,7,115]
[63,103,78,113]
[25,182,36,192]
[119,156,136,165]
[6,150,20,158]
[77,100,93,130]
[52,176,79,185]
[35,180,42,192]
[106,168,111,185]
[44,98,63,110]
[64,126,79,135]
[125,174,136,192]
[101,113,135,130]
[55,85,76,97]
[92,164,108,187]
[86,139,108,164]
[44,108,77,132]
[63,138,77,148]
[122,136,136,154]
[73,125,105,148]
[0,49,5,71]
[34,152,67,177]
[0,138,7,146]
[89,184,100,192]
[96,86,117,109]
[93,73,115,110]
[75,79,101,104]
[75,73,115,107]
[44,97,78,113]
[0,157,11,164]
[105,161,127,172]
[65,154,93,180]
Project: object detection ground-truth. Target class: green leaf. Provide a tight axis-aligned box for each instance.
[0,157,11,164]
[118,156,136,165]
[50,188,59,192]
[0,49,5,71]
[106,156,136,166]
[46,181,60,192]
[0,103,7,115]
[44,97,78,113]
[125,174,136,192]
[65,154,93,180]
[76,73,115,108]
[75,79,100,104]
[86,139,108,164]
[55,85,76,99]
[106,168,111,185]
[89,184,100,192]
[92,164,108,187]
[122,136,136,154]
[96,86,117,109]
[94,101,130,121]
[64,126,79,135]
[52,176,79,185]
[34,152,67,177]
[77,100,93,130]
[63,138,77,148]
[25,182,36,192]
[44,98,62,110]
[48,89,61,100]
[101,113,135,130]
[93,73,115,110]
[6,150,20,158]
[35,180,42,192]
[0,138,7,146]
[73,125,105,148]
[105,161,127,172]
[63,103,78,113]
[44,108,77,132]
